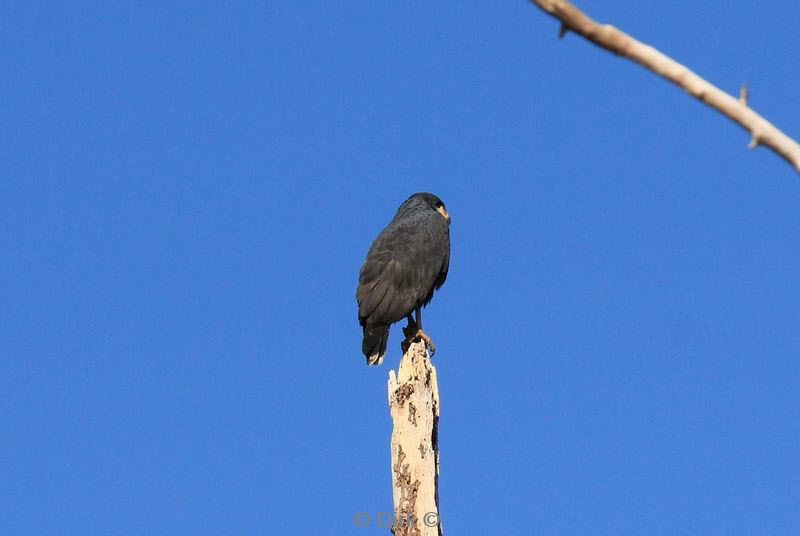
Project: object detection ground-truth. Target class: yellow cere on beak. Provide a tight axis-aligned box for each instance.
[437,206,451,224]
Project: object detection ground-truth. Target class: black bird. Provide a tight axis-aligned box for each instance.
[356,192,451,365]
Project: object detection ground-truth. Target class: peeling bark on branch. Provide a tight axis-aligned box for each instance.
[388,341,442,536]
[528,0,800,173]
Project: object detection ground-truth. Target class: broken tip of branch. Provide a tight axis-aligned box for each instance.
[559,22,569,38]
[748,136,759,150]
[739,84,749,105]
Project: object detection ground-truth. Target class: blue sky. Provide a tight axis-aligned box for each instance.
[3,1,799,534]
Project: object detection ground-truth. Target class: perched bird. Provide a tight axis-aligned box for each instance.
[356,193,451,365]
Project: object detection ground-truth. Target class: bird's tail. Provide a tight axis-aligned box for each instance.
[362,325,389,366]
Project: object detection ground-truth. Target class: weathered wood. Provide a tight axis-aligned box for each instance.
[387,341,442,535]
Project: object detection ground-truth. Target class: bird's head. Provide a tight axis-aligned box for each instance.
[407,192,450,225]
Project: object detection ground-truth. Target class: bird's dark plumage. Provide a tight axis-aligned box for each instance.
[356,193,451,365]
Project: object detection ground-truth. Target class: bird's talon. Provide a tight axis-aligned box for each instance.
[409,329,436,356]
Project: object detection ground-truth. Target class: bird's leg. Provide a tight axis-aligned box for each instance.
[402,314,416,340]
[403,306,436,356]
[401,314,417,354]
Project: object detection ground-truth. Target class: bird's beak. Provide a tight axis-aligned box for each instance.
[437,206,451,225]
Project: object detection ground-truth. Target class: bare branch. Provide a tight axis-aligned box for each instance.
[528,0,800,173]
[388,341,442,535]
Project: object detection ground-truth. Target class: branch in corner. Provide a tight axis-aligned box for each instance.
[528,0,800,173]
